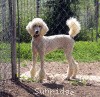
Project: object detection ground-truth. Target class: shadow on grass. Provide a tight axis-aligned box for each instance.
[15,81,46,97]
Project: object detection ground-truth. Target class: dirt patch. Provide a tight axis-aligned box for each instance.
[0,62,100,97]
[20,61,100,76]
[0,80,100,97]
[0,63,11,80]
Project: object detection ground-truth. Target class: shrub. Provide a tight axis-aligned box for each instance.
[17,40,100,62]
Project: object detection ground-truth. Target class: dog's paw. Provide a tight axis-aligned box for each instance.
[39,69,46,82]
[64,77,70,81]
[35,69,46,83]
[30,67,36,78]
[71,76,76,80]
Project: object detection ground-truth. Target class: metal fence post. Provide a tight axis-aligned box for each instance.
[16,0,20,80]
[95,0,99,42]
[36,0,40,17]
[9,0,17,81]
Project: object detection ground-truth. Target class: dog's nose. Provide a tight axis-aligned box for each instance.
[36,31,39,34]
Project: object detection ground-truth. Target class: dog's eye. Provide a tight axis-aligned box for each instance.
[33,25,37,27]
[39,26,41,28]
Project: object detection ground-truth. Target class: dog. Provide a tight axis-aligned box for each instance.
[26,17,81,82]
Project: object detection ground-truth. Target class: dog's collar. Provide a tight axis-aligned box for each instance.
[33,34,40,38]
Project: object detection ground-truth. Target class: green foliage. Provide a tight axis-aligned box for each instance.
[0,42,11,62]
[41,0,79,35]
[73,40,100,62]
[16,43,32,60]
[16,25,31,42]
[76,29,93,41]
[20,76,35,82]
[17,40,100,62]
[16,0,36,42]
[69,79,87,86]
[45,50,65,62]
[16,0,100,42]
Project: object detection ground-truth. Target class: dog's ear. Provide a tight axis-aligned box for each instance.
[41,20,49,36]
[26,21,33,36]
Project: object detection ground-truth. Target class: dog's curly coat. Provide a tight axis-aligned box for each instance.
[26,17,81,82]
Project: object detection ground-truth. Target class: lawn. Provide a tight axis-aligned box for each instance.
[0,42,11,62]
[17,40,100,62]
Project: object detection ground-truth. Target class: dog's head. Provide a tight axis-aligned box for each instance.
[26,18,49,38]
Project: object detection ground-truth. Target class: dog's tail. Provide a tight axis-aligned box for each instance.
[66,17,81,38]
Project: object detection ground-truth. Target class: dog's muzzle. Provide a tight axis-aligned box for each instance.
[33,27,41,38]
[34,30,40,38]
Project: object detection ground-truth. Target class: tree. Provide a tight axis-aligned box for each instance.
[43,0,79,36]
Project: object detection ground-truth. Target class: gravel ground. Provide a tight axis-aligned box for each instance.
[0,62,100,97]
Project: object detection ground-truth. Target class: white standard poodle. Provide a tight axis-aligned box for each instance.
[26,17,81,82]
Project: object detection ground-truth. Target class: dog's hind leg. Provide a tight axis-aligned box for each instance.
[66,54,78,80]
[71,58,78,79]
[65,54,73,80]
[65,52,78,80]
[64,45,74,80]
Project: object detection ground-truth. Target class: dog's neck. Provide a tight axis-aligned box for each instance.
[32,36,42,42]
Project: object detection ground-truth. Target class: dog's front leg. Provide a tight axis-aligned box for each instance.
[38,50,45,83]
[30,45,37,79]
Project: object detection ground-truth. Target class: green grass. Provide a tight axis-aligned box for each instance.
[69,79,88,86]
[0,42,11,62]
[17,40,100,62]
[73,41,100,62]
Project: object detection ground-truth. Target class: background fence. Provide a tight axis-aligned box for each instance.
[0,0,100,94]
[17,0,100,42]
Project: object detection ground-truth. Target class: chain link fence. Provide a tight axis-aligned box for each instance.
[0,0,17,95]
[0,0,11,93]
[17,0,100,42]
[16,0,100,81]
[0,0,100,96]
